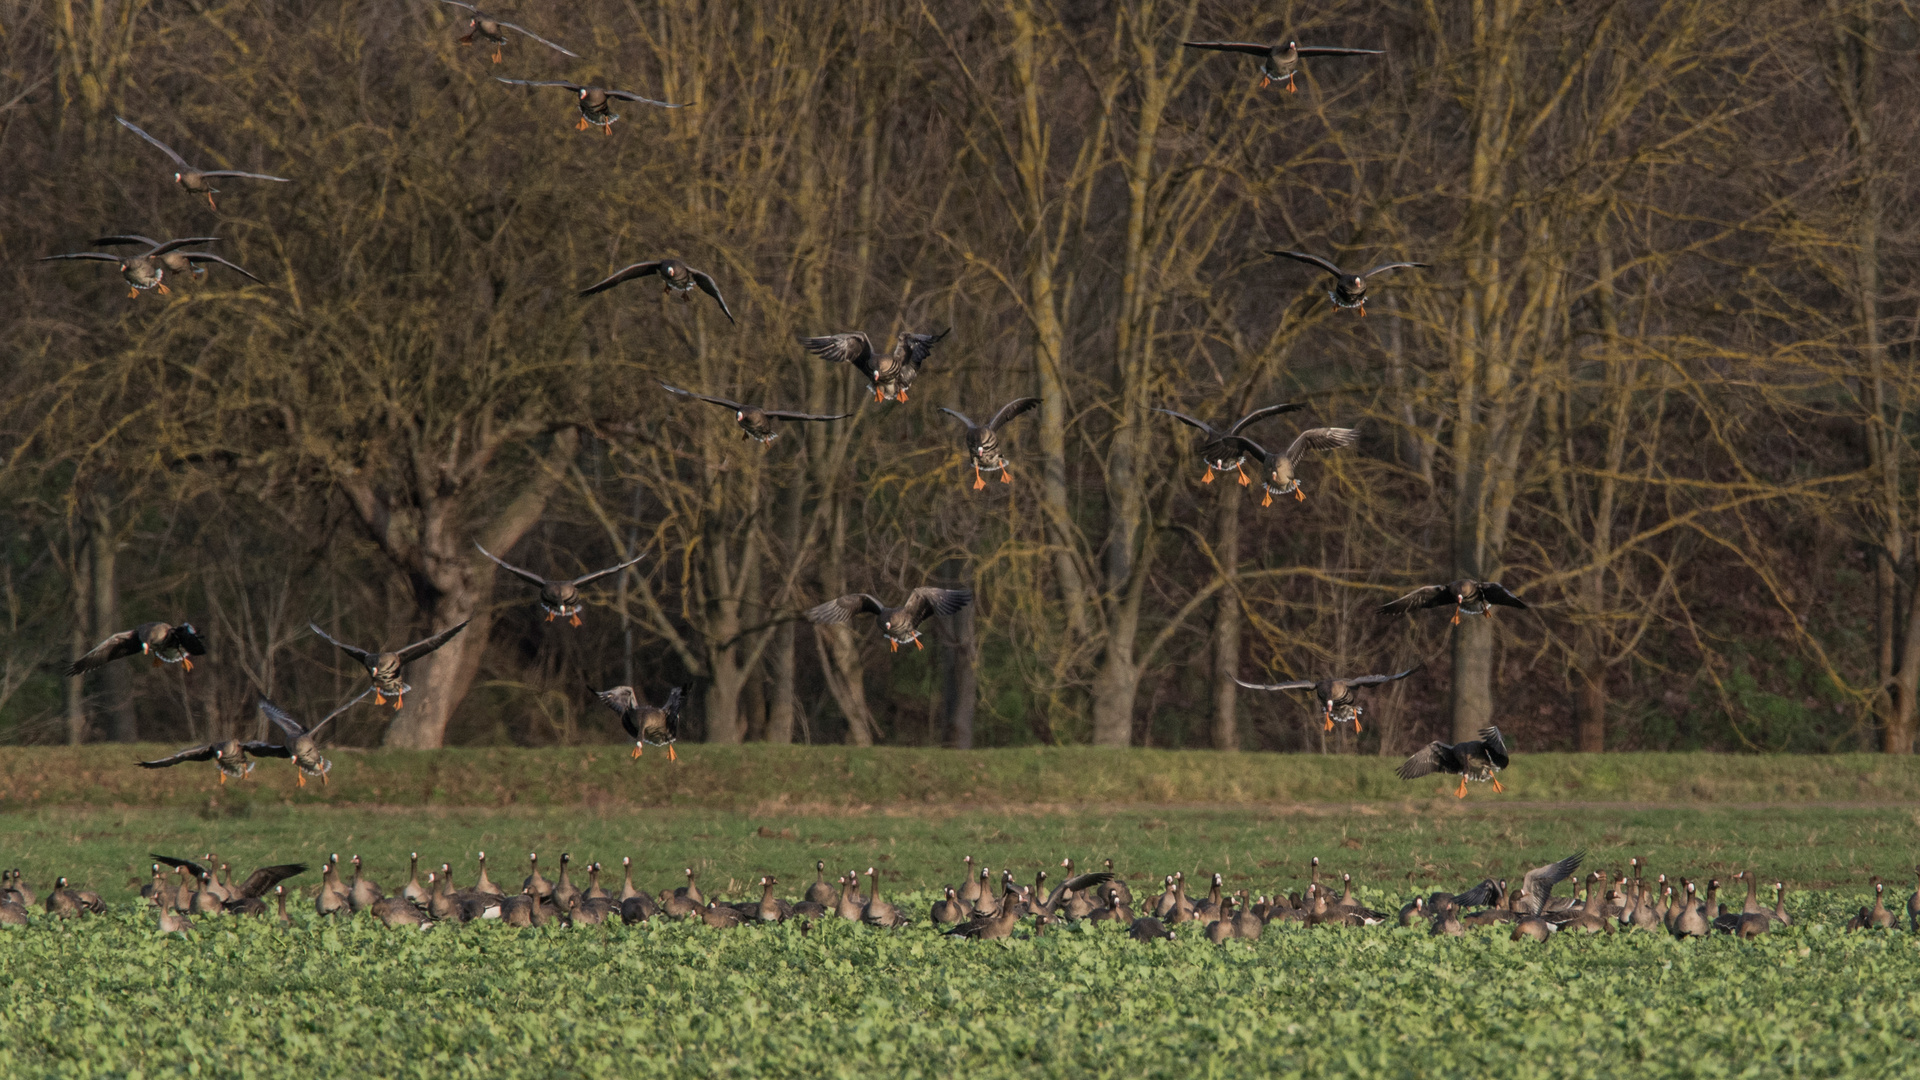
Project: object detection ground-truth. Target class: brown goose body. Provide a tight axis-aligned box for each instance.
[1235,667,1418,733]
[478,544,646,625]
[799,328,950,402]
[309,621,469,709]
[1181,39,1383,91]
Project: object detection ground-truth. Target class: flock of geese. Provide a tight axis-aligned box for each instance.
[5,851,1918,942]
[50,5,1544,787]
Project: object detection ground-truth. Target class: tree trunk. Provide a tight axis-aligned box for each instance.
[814,624,876,746]
[939,605,977,749]
[1450,616,1495,743]
[88,496,137,743]
[65,524,91,746]
[380,429,579,749]
[1088,632,1141,747]
[1209,497,1241,751]
[766,621,796,745]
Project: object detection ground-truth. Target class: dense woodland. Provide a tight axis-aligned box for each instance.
[1,0,1916,755]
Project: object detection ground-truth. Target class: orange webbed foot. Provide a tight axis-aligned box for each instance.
[207,195,218,210]
[602,122,612,137]
[1201,469,1214,484]
[491,49,502,63]
[569,614,583,628]
[297,773,306,788]
[1286,78,1297,93]
[157,283,171,295]
[1294,488,1306,502]
[545,611,556,622]
[999,469,1012,485]
[914,638,924,651]
[1353,718,1362,734]
[1482,608,1494,619]
[632,745,643,759]
[667,745,677,762]
[1492,779,1504,793]
[373,691,386,706]
[873,388,884,402]
[218,772,226,786]
[1323,716,1334,732]
[577,118,590,131]
[181,658,194,672]
[1450,610,1462,626]
[1236,466,1250,487]
[973,468,986,491]
[898,390,908,401]
[890,640,898,653]
[1260,491,1273,508]
[1259,77,1271,89]
[321,771,329,786]
[129,288,140,298]
[393,695,404,710]
[1455,780,1467,799]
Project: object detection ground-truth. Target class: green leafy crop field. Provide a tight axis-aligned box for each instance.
[3,797,1920,1078]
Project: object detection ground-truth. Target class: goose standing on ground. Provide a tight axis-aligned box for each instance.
[1908,867,1919,931]
[249,689,375,786]
[660,383,850,443]
[1222,426,1360,506]
[476,544,646,626]
[587,682,688,760]
[436,1,578,63]
[68,621,206,676]
[494,79,687,136]
[315,855,349,915]
[1380,580,1528,624]
[347,856,384,913]
[805,588,973,652]
[862,868,904,928]
[1181,39,1383,91]
[115,117,290,209]
[579,258,731,321]
[402,854,429,906]
[799,328,949,403]
[1152,402,1306,487]
[1672,881,1709,938]
[806,861,836,906]
[522,854,552,900]
[931,888,967,925]
[1265,250,1426,314]
[940,397,1041,489]
[1233,666,1418,733]
[309,621,470,709]
[549,854,581,911]
[1397,726,1511,798]
[835,873,866,922]
[137,737,254,784]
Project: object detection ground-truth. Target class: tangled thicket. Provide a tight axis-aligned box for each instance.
[2,0,1917,755]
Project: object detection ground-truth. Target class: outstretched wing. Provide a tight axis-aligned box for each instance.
[305,687,378,739]
[603,88,689,108]
[1346,665,1419,688]
[150,854,209,879]
[91,233,165,249]
[494,20,581,58]
[137,743,221,768]
[1477,726,1510,769]
[1217,435,1274,465]
[1518,852,1585,913]
[1265,250,1344,277]
[41,252,124,265]
[688,269,735,323]
[986,397,1042,431]
[579,261,659,296]
[1285,426,1361,463]
[588,683,640,737]
[66,629,141,676]
[569,553,648,588]
[1180,40,1276,56]
[899,328,949,371]
[936,406,978,430]
[257,697,309,739]
[1396,741,1463,780]
[474,543,550,588]
[1152,407,1223,440]
[116,116,192,170]
[394,620,471,664]
[1361,262,1428,279]
[241,741,294,759]
[1378,585,1449,616]
[1231,674,1316,692]
[493,77,584,91]
[436,0,479,11]
[798,332,877,378]
[234,863,307,899]
[659,382,748,413]
[181,253,265,283]
[901,587,973,625]
[759,409,852,423]
[662,685,687,729]
[308,624,373,665]
[804,594,887,625]
[1225,401,1306,436]
[1295,46,1385,57]
[1480,582,1529,609]
[197,170,290,182]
